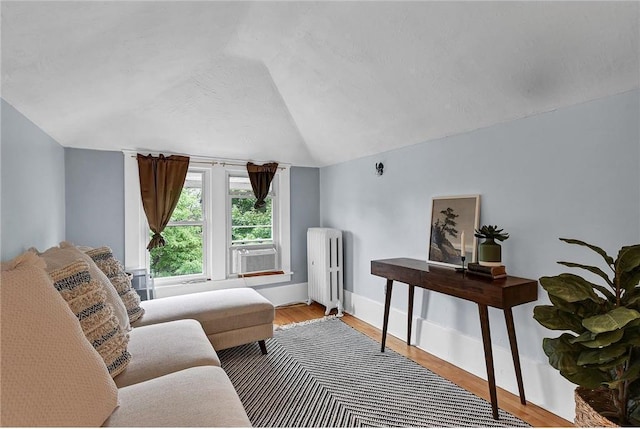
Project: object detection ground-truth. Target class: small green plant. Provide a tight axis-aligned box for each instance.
[533,238,640,426]
[474,225,509,241]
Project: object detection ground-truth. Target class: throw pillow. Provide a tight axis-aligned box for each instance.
[38,244,132,333]
[0,252,118,426]
[48,260,131,378]
[86,246,145,323]
[60,240,93,252]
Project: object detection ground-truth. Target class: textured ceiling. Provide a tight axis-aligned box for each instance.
[2,1,638,167]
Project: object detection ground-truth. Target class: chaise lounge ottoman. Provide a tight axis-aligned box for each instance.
[132,287,275,353]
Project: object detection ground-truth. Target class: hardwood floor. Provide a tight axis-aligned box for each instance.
[274,302,573,428]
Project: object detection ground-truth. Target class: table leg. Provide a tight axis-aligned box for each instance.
[504,307,526,404]
[478,304,499,420]
[381,279,393,352]
[407,284,415,346]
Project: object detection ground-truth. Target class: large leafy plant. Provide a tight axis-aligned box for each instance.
[533,238,640,426]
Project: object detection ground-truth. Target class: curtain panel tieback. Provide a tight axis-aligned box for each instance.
[137,153,190,250]
[246,162,279,210]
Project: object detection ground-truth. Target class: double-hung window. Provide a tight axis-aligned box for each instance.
[149,170,207,281]
[227,175,278,276]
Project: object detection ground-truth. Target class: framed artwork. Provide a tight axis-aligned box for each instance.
[428,194,480,268]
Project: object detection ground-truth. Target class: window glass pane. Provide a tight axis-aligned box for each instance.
[231,197,272,245]
[229,176,272,197]
[150,225,203,278]
[171,172,203,222]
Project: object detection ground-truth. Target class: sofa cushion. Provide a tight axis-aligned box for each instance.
[103,366,252,427]
[1,252,118,426]
[114,319,220,388]
[48,260,131,378]
[133,288,274,335]
[86,246,145,323]
[39,244,131,332]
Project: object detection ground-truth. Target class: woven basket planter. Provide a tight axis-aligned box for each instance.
[574,387,619,427]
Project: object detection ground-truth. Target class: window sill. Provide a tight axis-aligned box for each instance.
[153,272,292,299]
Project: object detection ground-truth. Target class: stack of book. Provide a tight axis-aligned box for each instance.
[467,263,507,280]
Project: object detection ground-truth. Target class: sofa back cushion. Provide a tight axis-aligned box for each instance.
[0,252,118,426]
[39,244,131,332]
[48,260,131,377]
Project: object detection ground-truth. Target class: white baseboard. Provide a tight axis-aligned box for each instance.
[255,282,308,307]
[343,290,575,422]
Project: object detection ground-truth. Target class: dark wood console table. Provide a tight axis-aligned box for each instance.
[371,258,537,420]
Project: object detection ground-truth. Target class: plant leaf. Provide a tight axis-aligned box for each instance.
[557,261,614,288]
[543,334,611,388]
[620,359,640,384]
[591,283,616,301]
[629,383,640,426]
[625,292,640,307]
[549,294,578,313]
[617,245,640,273]
[560,238,614,266]
[533,306,584,333]
[560,369,608,389]
[630,407,640,428]
[577,344,627,365]
[543,334,582,372]
[569,330,594,343]
[555,295,609,319]
[583,307,640,334]
[620,267,640,297]
[618,246,640,297]
[540,274,603,303]
[571,329,624,348]
[620,326,640,346]
[594,354,629,371]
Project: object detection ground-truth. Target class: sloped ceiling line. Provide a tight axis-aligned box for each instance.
[2,1,638,167]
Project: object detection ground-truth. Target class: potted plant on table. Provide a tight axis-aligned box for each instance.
[474,225,509,266]
[533,238,640,426]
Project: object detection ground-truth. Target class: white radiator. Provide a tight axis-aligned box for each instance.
[232,247,277,275]
[307,228,344,316]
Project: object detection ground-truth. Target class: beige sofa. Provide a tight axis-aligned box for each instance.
[133,287,275,352]
[104,317,256,427]
[1,249,275,427]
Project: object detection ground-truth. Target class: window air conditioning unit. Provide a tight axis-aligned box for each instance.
[232,248,278,275]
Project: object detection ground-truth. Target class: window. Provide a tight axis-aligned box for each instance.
[123,151,291,295]
[229,176,273,246]
[227,175,278,276]
[149,171,206,279]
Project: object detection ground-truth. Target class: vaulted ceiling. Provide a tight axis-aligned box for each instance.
[2,1,638,167]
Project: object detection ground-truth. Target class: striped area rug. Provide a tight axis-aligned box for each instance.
[218,317,530,427]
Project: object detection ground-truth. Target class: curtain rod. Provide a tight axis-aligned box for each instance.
[130,155,286,170]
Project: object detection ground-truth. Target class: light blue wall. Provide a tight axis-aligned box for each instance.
[1,99,65,260]
[288,167,320,284]
[63,149,319,285]
[319,90,640,363]
[65,149,125,261]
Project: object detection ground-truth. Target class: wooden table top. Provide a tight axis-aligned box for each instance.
[371,258,538,309]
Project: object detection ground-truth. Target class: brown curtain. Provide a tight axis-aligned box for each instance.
[247,162,278,210]
[137,154,190,250]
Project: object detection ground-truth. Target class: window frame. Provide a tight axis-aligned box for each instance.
[148,168,210,286]
[227,172,276,247]
[123,151,291,296]
[226,171,279,277]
